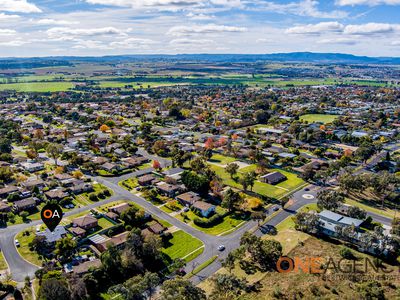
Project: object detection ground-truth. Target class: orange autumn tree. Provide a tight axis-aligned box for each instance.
[205,137,214,150]
[100,124,110,132]
[153,160,161,170]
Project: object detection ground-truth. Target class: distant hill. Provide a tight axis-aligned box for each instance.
[0,52,399,69]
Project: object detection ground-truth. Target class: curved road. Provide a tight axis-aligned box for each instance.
[0,166,392,284]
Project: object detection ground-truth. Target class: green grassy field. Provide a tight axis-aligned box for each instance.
[0,82,74,92]
[162,230,203,261]
[300,114,338,124]
[210,163,305,199]
[175,209,247,235]
[0,250,8,270]
[16,228,44,266]
[209,154,237,165]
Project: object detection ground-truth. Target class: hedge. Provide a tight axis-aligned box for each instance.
[193,213,223,228]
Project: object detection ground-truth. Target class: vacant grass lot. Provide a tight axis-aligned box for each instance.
[300,114,338,124]
[210,164,305,199]
[345,198,396,219]
[162,230,203,261]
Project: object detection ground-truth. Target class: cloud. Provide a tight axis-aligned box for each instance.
[186,12,214,20]
[37,19,79,25]
[0,12,20,21]
[72,39,111,50]
[336,0,400,6]
[0,0,41,13]
[110,37,157,49]
[0,39,28,46]
[169,38,215,44]
[0,28,16,35]
[256,0,348,19]
[167,24,247,36]
[46,26,128,40]
[85,0,201,9]
[317,37,357,45]
[391,40,400,45]
[285,22,344,34]
[344,23,399,35]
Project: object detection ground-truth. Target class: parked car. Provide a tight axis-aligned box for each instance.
[15,239,20,247]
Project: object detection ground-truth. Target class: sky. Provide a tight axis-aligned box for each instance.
[0,0,399,57]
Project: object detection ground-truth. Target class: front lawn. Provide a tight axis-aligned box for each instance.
[162,230,203,262]
[16,228,44,266]
[119,177,138,191]
[175,209,247,235]
[74,183,112,206]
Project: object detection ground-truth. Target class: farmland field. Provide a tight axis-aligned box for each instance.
[0,82,74,92]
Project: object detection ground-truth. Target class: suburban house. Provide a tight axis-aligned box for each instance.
[37,226,67,245]
[20,162,45,172]
[192,201,216,218]
[73,259,102,276]
[108,203,130,216]
[0,186,19,199]
[260,171,287,185]
[69,226,87,238]
[0,202,11,212]
[137,174,156,186]
[156,182,182,198]
[318,210,364,237]
[13,198,37,212]
[91,231,130,253]
[45,189,69,201]
[73,215,98,230]
[176,191,201,207]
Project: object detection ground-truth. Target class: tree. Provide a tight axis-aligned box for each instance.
[347,206,367,219]
[160,277,206,300]
[255,110,270,124]
[153,160,161,170]
[293,212,321,234]
[250,211,266,227]
[100,124,110,132]
[38,278,71,300]
[256,159,269,174]
[181,171,210,196]
[20,211,29,221]
[55,237,77,261]
[46,143,63,166]
[120,206,145,228]
[300,164,315,181]
[210,273,248,300]
[222,189,243,212]
[204,137,214,150]
[225,163,239,179]
[317,189,344,211]
[243,171,256,191]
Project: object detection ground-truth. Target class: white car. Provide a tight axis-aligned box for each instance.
[217,245,225,251]
[15,239,20,247]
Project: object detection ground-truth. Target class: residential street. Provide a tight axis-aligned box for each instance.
[0,168,393,284]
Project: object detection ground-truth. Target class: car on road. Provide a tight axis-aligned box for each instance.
[273,206,279,211]
[217,245,225,251]
[15,239,20,247]
[304,188,310,191]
